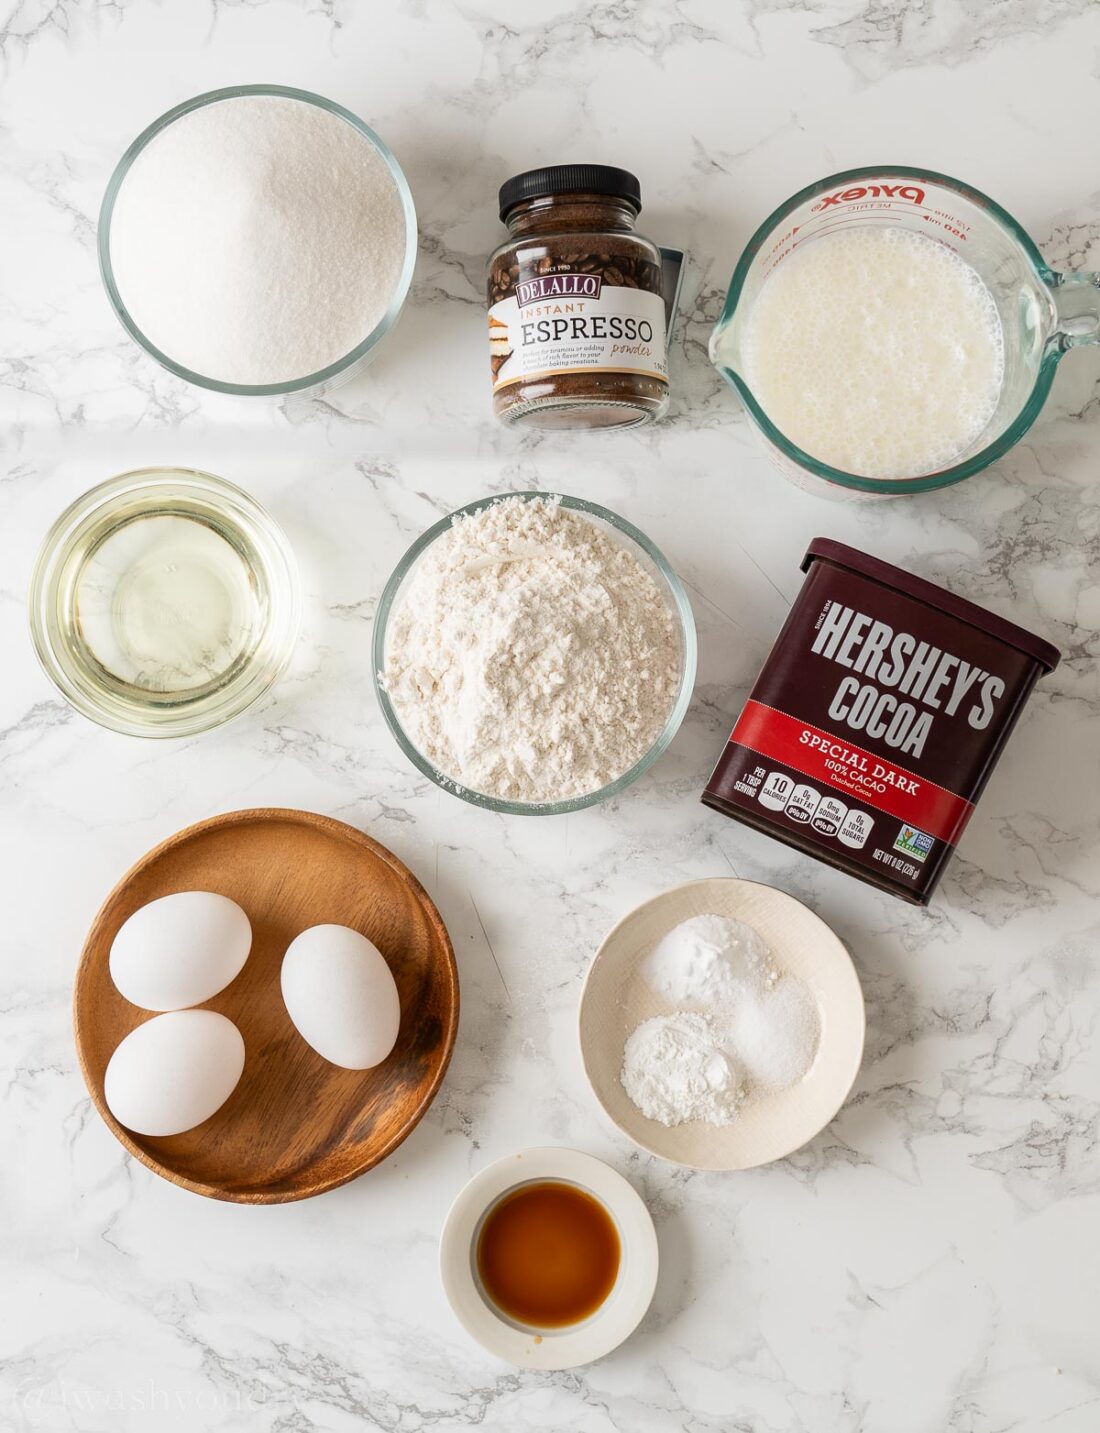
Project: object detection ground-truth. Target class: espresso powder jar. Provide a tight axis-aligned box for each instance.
[488,165,670,429]
[702,539,1060,905]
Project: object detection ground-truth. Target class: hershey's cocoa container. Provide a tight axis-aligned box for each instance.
[702,539,1060,905]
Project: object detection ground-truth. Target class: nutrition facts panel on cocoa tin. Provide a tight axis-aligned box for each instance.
[752,767,876,848]
[731,757,947,895]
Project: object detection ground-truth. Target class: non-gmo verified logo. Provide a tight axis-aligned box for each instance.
[894,825,935,862]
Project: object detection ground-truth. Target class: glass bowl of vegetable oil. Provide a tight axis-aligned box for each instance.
[29,468,300,737]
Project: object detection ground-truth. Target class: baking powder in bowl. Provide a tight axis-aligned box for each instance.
[620,913,820,1127]
[622,1013,745,1126]
[381,496,680,804]
[642,913,777,1005]
[107,94,408,385]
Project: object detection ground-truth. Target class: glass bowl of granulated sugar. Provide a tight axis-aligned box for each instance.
[373,493,698,815]
[99,86,417,397]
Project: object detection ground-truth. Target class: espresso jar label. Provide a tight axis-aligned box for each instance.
[488,274,668,391]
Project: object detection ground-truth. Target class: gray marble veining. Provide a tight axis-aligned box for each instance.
[2,1,1100,1430]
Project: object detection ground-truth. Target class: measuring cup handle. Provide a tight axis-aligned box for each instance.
[1051,271,1100,348]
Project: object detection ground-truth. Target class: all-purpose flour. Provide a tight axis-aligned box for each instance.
[108,95,408,385]
[381,496,680,804]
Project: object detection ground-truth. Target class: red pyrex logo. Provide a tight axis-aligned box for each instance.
[812,183,925,212]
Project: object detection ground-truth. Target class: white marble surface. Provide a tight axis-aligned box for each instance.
[2,3,1100,1429]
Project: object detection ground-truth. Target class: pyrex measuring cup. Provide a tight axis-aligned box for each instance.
[710,166,1100,498]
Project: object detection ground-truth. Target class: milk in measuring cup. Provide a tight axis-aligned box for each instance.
[739,227,1005,480]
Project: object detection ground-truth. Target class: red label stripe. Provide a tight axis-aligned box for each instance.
[729,700,974,847]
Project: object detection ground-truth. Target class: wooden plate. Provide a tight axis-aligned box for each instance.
[73,809,459,1202]
[578,878,864,1171]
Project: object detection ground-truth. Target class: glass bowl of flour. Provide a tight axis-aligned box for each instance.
[373,493,697,814]
[98,86,417,397]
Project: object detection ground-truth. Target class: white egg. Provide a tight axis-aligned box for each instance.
[280,924,401,1070]
[109,891,251,1011]
[104,1009,245,1137]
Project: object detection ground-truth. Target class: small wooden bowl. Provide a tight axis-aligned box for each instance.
[73,808,459,1203]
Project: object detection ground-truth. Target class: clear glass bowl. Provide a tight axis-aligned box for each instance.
[372,493,697,815]
[98,84,418,398]
[29,468,301,737]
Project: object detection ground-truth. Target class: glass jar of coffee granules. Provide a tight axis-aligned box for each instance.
[487,165,670,430]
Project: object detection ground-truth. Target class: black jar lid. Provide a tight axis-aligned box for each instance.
[498,165,642,220]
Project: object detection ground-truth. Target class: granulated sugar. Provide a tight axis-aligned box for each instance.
[381,496,680,803]
[727,980,820,1093]
[108,94,408,385]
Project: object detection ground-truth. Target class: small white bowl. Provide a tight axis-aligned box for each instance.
[578,879,865,1170]
[439,1147,658,1370]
